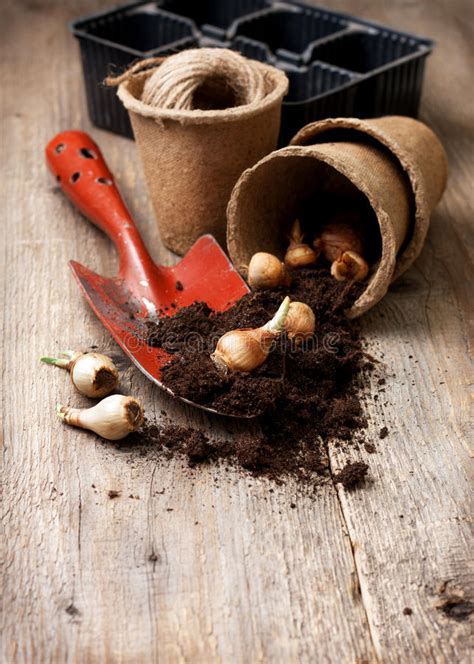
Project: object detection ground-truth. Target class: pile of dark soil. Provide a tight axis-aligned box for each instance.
[147,268,364,418]
[131,268,376,485]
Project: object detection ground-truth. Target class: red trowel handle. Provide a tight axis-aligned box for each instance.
[45,130,156,281]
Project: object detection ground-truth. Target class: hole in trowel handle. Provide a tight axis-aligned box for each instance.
[80,147,97,159]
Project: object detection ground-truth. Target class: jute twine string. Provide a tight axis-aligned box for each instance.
[140,49,267,111]
[105,56,166,87]
[110,48,288,125]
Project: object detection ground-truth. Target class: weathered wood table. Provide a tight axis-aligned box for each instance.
[2,1,473,662]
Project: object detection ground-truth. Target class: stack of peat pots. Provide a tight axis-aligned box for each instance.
[227,115,448,317]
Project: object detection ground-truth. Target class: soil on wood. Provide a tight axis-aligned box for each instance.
[123,268,383,486]
[334,462,369,489]
[436,596,474,622]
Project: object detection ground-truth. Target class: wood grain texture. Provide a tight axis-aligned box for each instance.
[1,1,473,663]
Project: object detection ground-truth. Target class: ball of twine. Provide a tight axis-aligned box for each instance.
[142,48,268,112]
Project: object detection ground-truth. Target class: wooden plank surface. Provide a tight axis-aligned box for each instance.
[1,1,473,662]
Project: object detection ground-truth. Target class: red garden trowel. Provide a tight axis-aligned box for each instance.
[46,130,250,416]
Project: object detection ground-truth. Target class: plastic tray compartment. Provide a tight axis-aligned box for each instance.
[157,0,271,39]
[309,29,431,117]
[280,62,356,144]
[71,1,197,138]
[233,5,347,64]
[230,35,272,64]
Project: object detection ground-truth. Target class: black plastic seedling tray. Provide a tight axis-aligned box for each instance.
[70,0,433,143]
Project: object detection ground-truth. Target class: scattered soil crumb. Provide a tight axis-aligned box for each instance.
[175,280,184,291]
[403,607,413,615]
[334,462,369,489]
[65,603,80,617]
[162,425,214,466]
[379,426,389,439]
[107,490,120,499]
[184,432,213,466]
[436,596,474,622]
[364,443,376,454]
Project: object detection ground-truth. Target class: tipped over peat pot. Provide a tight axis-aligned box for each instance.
[227,116,448,318]
[70,0,434,143]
